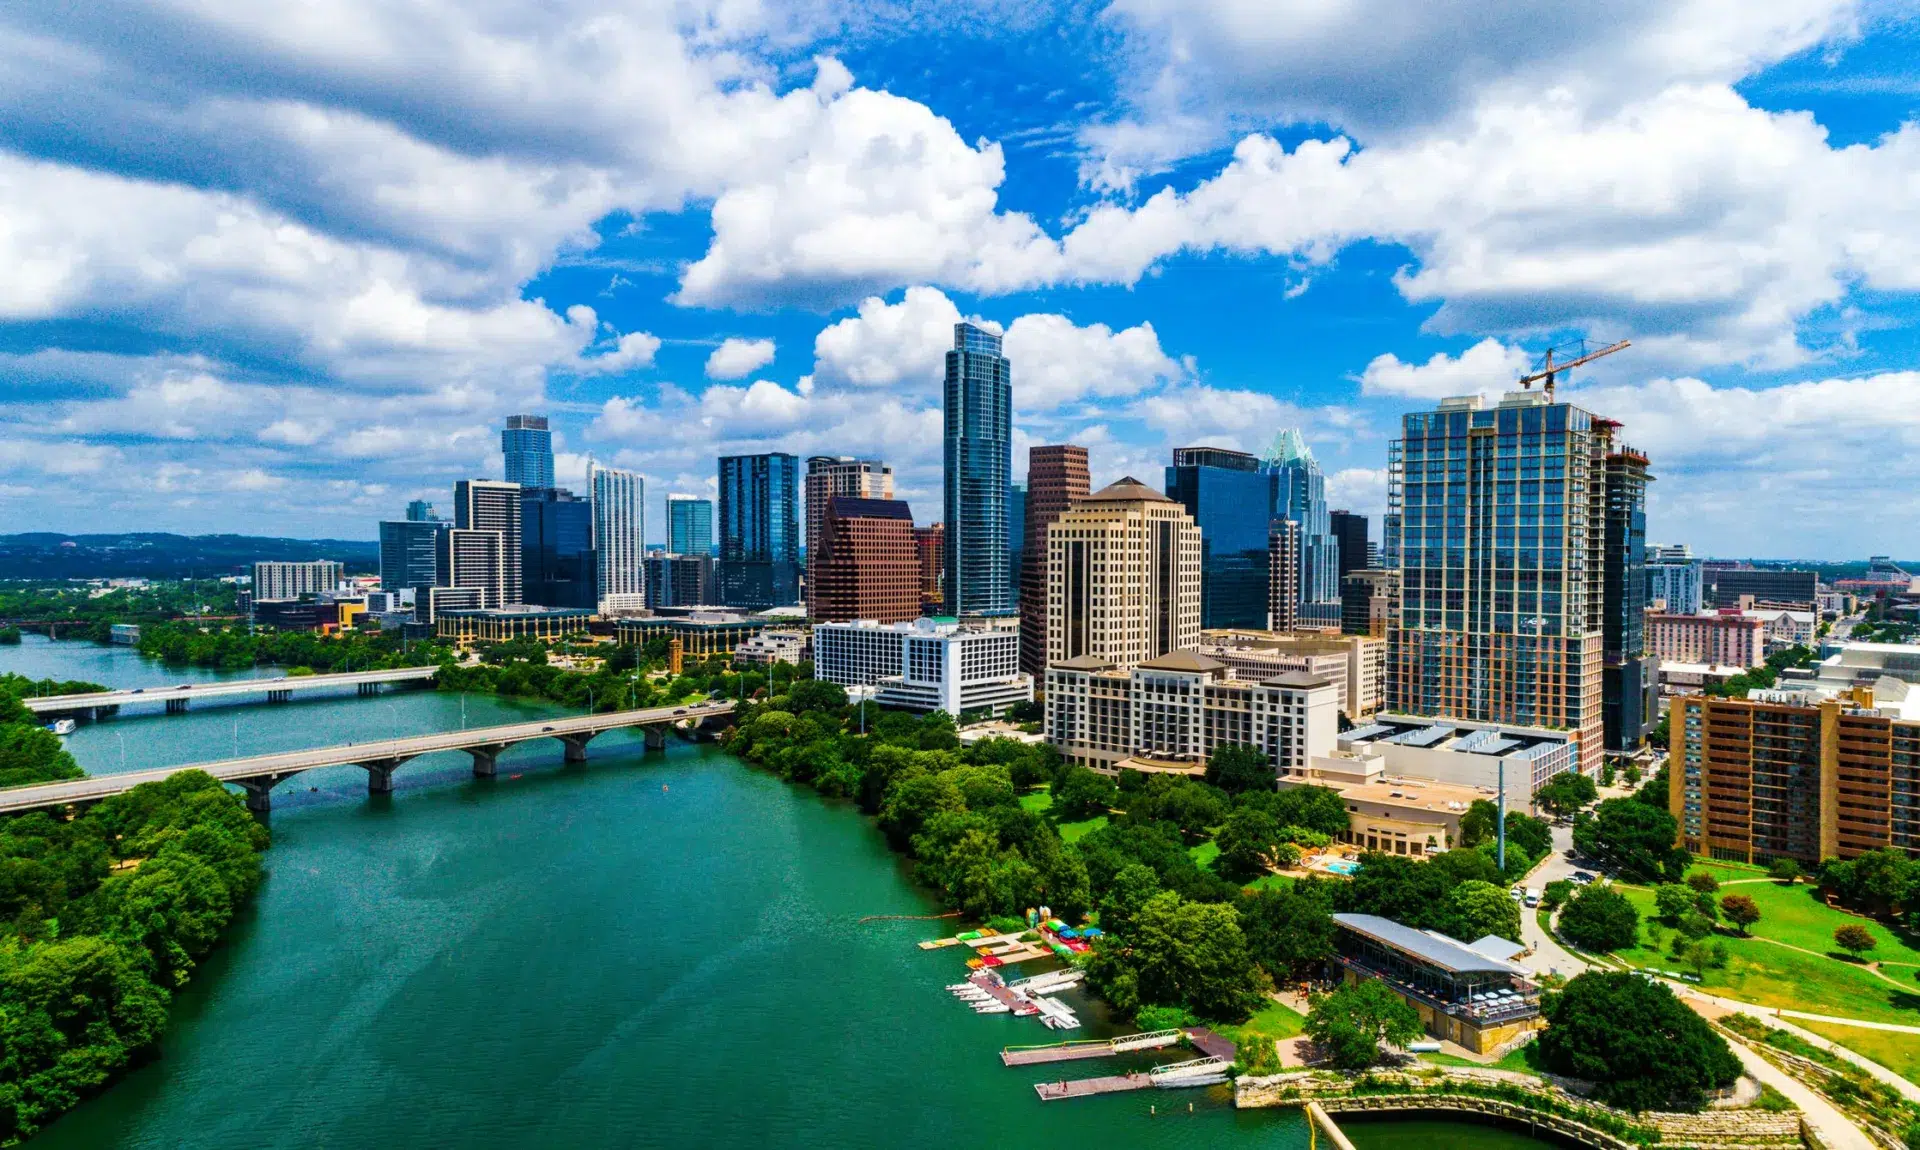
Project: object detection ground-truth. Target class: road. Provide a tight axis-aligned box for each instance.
[22,666,438,713]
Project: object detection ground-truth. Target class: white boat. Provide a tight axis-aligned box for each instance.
[46,719,76,736]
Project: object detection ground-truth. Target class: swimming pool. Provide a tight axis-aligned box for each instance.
[1325,859,1362,876]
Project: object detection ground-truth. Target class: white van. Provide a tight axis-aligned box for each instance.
[1523,888,1542,908]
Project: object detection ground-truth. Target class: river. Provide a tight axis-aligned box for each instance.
[5,636,1559,1149]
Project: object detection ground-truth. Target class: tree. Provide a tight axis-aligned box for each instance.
[1719,894,1760,936]
[1097,863,1163,941]
[1685,871,1720,894]
[1335,853,1455,930]
[1573,798,1689,883]
[1541,879,1574,910]
[1204,744,1274,794]
[1767,857,1801,884]
[1088,891,1269,1021]
[784,678,847,714]
[1441,879,1523,943]
[1536,971,1742,1111]
[1558,885,1639,953]
[1215,808,1284,882]
[1306,980,1422,1069]
[1238,883,1336,982]
[1269,784,1350,838]
[1051,766,1116,821]
[1535,771,1598,819]
[1833,924,1877,959]
[1654,883,1695,924]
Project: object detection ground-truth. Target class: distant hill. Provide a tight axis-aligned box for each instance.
[0,533,378,580]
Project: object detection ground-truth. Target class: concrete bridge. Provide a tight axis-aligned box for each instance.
[22,666,440,717]
[0,700,735,813]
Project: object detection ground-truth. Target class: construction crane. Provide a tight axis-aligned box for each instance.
[1517,338,1629,399]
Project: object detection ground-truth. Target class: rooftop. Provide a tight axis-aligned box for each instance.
[1332,913,1530,976]
[1081,476,1173,504]
[1137,651,1226,673]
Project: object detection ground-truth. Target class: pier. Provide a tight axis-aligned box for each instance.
[1031,1055,1233,1101]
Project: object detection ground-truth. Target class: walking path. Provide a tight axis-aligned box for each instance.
[1715,1035,1875,1150]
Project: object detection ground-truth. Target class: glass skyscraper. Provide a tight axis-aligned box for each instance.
[521,487,595,609]
[717,453,800,608]
[1166,447,1273,629]
[378,519,444,593]
[590,465,645,605]
[502,414,554,490]
[943,322,1013,615]
[1267,429,1341,628]
[667,494,714,556]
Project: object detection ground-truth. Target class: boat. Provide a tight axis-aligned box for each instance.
[46,719,75,736]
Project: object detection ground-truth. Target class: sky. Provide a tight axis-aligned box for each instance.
[3,1,1920,559]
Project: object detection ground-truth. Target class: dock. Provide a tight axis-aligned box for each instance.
[1031,1056,1232,1102]
[1035,1073,1154,1100]
[1001,1028,1184,1066]
[1183,1027,1236,1061]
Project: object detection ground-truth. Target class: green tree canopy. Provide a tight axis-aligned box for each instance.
[1573,798,1689,883]
[1237,882,1336,982]
[1051,765,1117,821]
[1088,891,1269,1021]
[1440,879,1522,943]
[1558,885,1640,953]
[1534,771,1597,818]
[1306,979,1422,1070]
[1214,807,1284,882]
[1204,744,1273,794]
[1536,972,1742,1112]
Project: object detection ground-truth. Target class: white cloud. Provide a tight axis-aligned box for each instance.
[705,337,777,380]
[813,286,962,391]
[580,330,663,374]
[1003,314,1182,411]
[1359,339,1532,398]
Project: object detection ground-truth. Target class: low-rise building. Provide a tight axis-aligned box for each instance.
[813,618,1031,716]
[1810,641,1920,693]
[1647,612,1765,668]
[1657,661,1746,696]
[1742,607,1816,652]
[109,623,141,645]
[1331,913,1542,1054]
[735,629,808,666]
[1194,628,1385,719]
[1332,714,1578,807]
[1044,652,1338,776]
[615,609,769,660]
[436,606,594,642]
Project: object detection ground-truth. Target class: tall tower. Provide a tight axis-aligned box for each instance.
[813,496,919,624]
[1330,510,1370,580]
[1019,445,1090,675]
[717,453,800,609]
[1386,390,1633,774]
[590,464,645,607]
[1599,426,1655,753]
[943,322,1013,617]
[1046,477,1201,668]
[1166,446,1272,630]
[805,456,893,618]
[502,415,555,490]
[667,494,714,556]
[452,479,522,605]
[1267,429,1340,628]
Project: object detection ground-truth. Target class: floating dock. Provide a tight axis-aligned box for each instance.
[1001,1028,1185,1066]
[1030,1056,1232,1102]
[1035,1073,1153,1101]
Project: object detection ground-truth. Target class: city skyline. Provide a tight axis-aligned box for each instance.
[4,6,1919,556]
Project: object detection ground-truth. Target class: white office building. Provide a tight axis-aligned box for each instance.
[251,560,344,602]
[813,618,1032,716]
[591,463,646,610]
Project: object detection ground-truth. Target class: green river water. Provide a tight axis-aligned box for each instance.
[4,636,1562,1150]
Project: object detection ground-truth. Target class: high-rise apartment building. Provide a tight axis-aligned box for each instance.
[590,465,645,608]
[1268,519,1301,633]
[453,479,523,606]
[437,529,507,608]
[1341,568,1399,638]
[1647,613,1766,668]
[1649,554,1705,615]
[1331,510,1370,581]
[1673,688,1920,865]
[1601,439,1656,752]
[1018,445,1090,675]
[1166,446,1273,630]
[643,554,714,608]
[943,322,1014,616]
[914,524,946,615]
[805,456,893,618]
[1046,477,1201,668]
[251,560,343,602]
[717,452,800,609]
[1269,429,1342,628]
[667,494,714,556]
[378,520,444,594]
[521,487,595,609]
[812,497,919,623]
[1386,390,1651,774]
[501,414,554,490]
[405,499,438,522]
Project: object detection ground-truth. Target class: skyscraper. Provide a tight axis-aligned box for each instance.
[405,499,438,522]
[717,452,800,609]
[1019,445,1090,675]
[943,322,1014,616]
[1046,477,1201,667]
[805,456,894,618]
[590,464,645,608]
[667,494,714,556]
[813,496,919,623]
[1166,446,1272,630]
[520,486,595,609]
[1268,519,1301,632]
[1008,480,1027,598]
[379,519,444,594]
[1601,435,1656,752]
[1386,390,1651,774]
[438,529,506,608]
[453,479,522,606]
[1267,429,1340,628]
[502,414,554,490]
[914,523,946,615]
[1330,510,1370,580]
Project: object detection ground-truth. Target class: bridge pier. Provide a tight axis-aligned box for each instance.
[644,725,669,751]
[358,757,412,795]
[239,781,275,813]
[358,682,379,697]
[267,689,291,703]
[560,732,596,763]
[166,698,189,714]
[468,745,505,778]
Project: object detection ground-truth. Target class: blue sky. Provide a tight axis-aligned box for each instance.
[3,1,1919,558]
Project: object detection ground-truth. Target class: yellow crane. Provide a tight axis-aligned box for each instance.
[1517,338,1630,399]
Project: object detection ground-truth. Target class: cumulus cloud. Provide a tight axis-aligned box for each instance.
[813,286,962,391]
[704,337,777,380]
[1359,339,1532,398]
[1004,314,1182,411]
[579,330,663,374]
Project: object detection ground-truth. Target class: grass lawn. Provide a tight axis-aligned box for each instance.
[1719,881,1920,967]
[1244,873,1296,893]
[1419,1045,1537,1074]
[1607,883,1920,1026]
[1217,999,1308,1055]
[1792,1019,1920,1087]
[1689,859,1772,884]
[1057,815,1108,843]
[1189,840,1220,871]
[1018,785,1053,815]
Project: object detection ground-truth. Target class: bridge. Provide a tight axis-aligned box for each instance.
[22,666,440,716]
[0,700,736,813]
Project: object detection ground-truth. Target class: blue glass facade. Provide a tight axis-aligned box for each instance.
[521,487,596,609]
[1267,429,1341,628]
[379,519,444,592]
[668,496,714,556]
[943,323,1013,615]
[501,415,554,489]
[1166,448,1273,629]
[718,453,800,608]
